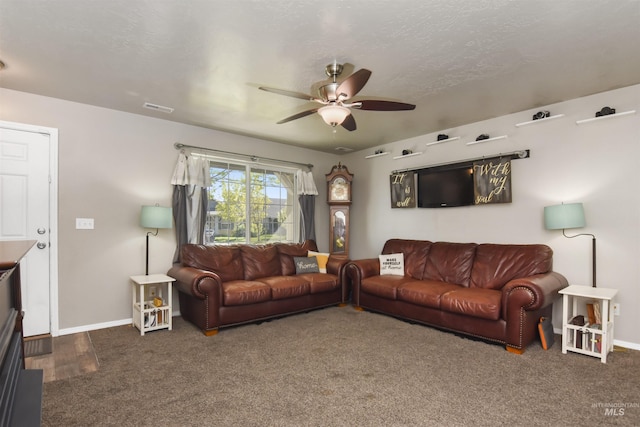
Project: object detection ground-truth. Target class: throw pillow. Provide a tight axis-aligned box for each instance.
[379,253,404,276]
[294,256,319,274]
[308,250,329,273]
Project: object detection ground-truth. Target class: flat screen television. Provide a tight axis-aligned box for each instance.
[417,165,474,208]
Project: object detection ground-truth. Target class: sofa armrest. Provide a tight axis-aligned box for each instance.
[326,254,349,275]
[501,271,569,317]
[327,255,351,302]
[167,265,223,301]
[346,258,380,306]
[346,258,380,281]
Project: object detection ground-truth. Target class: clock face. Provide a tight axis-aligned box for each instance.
[330,177,349,201]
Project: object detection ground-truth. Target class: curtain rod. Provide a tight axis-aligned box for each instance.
[174,142,313,170]
[392,149,530,174]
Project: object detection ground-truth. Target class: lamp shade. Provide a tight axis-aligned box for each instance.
[318,105,350,126]
[140,205,173,229]
[544,203,586,230]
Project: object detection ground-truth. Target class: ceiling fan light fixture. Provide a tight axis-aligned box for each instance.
[262,64,413,131]
[318,105,350,127]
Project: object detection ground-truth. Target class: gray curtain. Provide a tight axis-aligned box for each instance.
[171,152,209,263]
[172,185,207,263]
[298,194,316,241]
[296,170,318,242]
[172,186,188,263]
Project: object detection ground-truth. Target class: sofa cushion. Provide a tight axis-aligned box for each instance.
[379,253,404,276]
[297,273,340,294]
[397,280,463,309]
[361,275,415,300]
[181,244,244,282]
[277,242,314,276]
[241,244,282,280]
[423,242,477,286]
[382,239,432,279]
[294,256,319,274]
[440,288,502,320]
[470,244,553,289]
[258,276,310,300]
[222,280,271,306]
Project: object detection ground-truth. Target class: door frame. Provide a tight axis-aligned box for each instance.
[0,120,59,337]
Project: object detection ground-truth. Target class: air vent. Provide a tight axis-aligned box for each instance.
[334,147,353,152]
[143,102,174,114]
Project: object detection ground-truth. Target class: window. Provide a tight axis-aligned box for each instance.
[205,160,297,244]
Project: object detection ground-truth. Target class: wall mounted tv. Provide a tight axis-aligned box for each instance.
[417,164,474,208]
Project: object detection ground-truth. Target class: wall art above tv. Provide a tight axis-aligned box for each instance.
[400,152,525,209]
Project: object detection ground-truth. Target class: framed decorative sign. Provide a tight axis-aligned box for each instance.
[390,171,416,208]
[473,158,512,204]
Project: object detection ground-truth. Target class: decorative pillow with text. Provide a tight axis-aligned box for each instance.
[308,250,329,273]
[379,253,405,276]
[294,256,319,274]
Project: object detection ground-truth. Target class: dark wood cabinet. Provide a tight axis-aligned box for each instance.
[0,240,43,426]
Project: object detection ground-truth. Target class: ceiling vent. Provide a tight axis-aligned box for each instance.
[143,102,174,114]
[334,146,353,152]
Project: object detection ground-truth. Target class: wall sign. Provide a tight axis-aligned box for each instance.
[473,158,512,204]
[390,171,416,208]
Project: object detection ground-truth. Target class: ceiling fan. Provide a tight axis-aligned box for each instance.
[259,63,416,131]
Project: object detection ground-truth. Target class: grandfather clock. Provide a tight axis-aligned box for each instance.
[326,163,353,256]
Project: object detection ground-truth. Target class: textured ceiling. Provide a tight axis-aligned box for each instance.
[1,1,639,153]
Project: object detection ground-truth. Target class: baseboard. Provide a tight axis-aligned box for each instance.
[612,338,640,351]
[58,318,132,336]
[57,311,180,336]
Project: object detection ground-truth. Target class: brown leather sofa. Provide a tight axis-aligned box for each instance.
[346,239,568,353]
[168,240,349,335]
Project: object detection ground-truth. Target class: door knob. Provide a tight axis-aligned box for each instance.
[37,227,46,235]
[37,242,47,249]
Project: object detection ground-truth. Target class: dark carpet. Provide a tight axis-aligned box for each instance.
[42,307,640,426]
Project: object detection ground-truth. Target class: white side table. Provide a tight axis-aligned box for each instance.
[130,274,175,336]
[559,285,618,363]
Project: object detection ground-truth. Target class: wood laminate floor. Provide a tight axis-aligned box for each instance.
[25,332,99,383]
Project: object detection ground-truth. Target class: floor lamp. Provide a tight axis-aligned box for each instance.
[140,205,173,275]
[544,202,596,287]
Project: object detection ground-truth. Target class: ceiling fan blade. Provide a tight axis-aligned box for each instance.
[336,69,372,99]
[259,86,314,101]
[341,114,357,131]
[276,108,318,124]
[355,100,416,111]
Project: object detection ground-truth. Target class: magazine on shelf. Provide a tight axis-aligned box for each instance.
[569,315,585,349]
[593,302,602,324]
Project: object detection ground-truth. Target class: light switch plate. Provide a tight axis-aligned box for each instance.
[76,218,94,229]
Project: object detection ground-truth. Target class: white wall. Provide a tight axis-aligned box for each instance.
[0,88,339,332]
[342,84,640,347]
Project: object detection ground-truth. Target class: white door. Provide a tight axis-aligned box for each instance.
[0,123,57,337]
